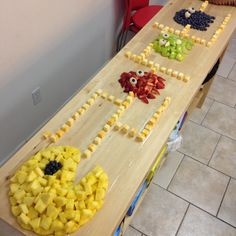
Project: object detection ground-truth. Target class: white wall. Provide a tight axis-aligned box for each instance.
[0,0,166,166]
[0,0,124,165]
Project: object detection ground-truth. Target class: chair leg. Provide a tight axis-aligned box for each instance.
[116,30,126,52]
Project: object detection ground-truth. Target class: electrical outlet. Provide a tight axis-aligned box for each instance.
[32,87,42,105]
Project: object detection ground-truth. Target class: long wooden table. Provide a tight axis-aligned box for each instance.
[0,0,236,235]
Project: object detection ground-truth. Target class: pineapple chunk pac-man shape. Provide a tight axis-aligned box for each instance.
[9,146,108,236]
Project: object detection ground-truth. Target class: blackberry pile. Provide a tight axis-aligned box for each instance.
[174,9,215,31]
[44,160,62,175]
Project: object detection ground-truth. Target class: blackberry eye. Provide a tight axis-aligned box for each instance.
[185,11,191,18]
[136,70,144,76]
[188,7,195,13]
[129,77,138,85]
[159,39,167,46]
[162,33,169,39]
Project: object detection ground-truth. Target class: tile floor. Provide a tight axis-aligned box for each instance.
[124,33,236,236]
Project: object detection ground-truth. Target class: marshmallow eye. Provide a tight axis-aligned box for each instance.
[136,70,144,76]
[176,39,182,45]
[162,33,169,39]
[185,11,191,18]
[188,7,195,13]
[129,77,138,85]
[159,39,167,46]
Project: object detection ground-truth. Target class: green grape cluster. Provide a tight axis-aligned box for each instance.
[152,32,194,61]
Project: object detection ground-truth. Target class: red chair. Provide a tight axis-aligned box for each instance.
[116,0,163,52]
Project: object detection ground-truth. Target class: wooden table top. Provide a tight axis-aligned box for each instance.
[0,0,236,235]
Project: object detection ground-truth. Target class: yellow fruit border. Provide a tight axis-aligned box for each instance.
[152,1,232,47]
[43,90,171,158]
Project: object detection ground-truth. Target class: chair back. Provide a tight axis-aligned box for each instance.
[129,0,150,10]
[122,0,150,32]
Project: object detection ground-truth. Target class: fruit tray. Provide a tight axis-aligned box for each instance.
[153,1,232,47]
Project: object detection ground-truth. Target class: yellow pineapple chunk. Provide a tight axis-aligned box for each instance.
[74,210,81,222]
[16,171,27,184]
[64,210,76,220]
[93,166,103,177]
[38,177,47,186]
[14,189,26,201]
[56,187,67,197]
[58,213,67,224]
[24,196,34,207]
[35,199,47,213]
[63,158,77,171]
[61,170,75,183]
[77,191,86,201]
[77,200,86,209]
[10,196,17,206]
[18,213,30,225]
[51,219,64,231]
[40,215,52,230]
[65,199,75,210]
[73,154,80,163]
[19,204,29,214]
[66,189,76,199]
[87,200,99,210]
[87,175,97,185]
[27,171,37,182]
[65,221,76,233]
[95,188,106,201]
[46,204,59,220]
[29,180,41,191]
[35,167,44,177]
[83,183,92,195]
[10,183,20,194]
[39,193,53,205]
[54,196,67,207]
[29,217,40,230]
[28,207,39,219]
[11,206,21,216]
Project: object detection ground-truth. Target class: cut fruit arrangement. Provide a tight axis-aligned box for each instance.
[152,32,194,61]
[9,146,108,236]
[119,70,165,104]
[174,7,215,31]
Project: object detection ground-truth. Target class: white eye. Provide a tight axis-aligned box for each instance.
[162,33,169,39]
[136,70,144,76]
[165,41,170,47]
[188,7,195,13]
[185,11,191,18]
[159,39,167,46]
[129,77,137,85]
[176,39,182,45]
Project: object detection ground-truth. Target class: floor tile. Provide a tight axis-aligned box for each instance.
[226,38,236,60]
[177,205,236,236]
[0,219,23,236]
[153,151,184,189]
[202,101,236,140]
[178,121,220,164]
[168,157,229,215]
[209,136,236,178]
[123,226,142,236]
[217,54,236,78]
[218,178,236,227]
[131,184,188,236]
[228,63,236,81]
[189,97,214,124]
[208,75,236,107]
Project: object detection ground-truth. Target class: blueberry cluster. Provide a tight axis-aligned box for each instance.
[44,160,62,175]
[174,9,215,31]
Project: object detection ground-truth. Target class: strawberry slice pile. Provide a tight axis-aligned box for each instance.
[118,70,165,104]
